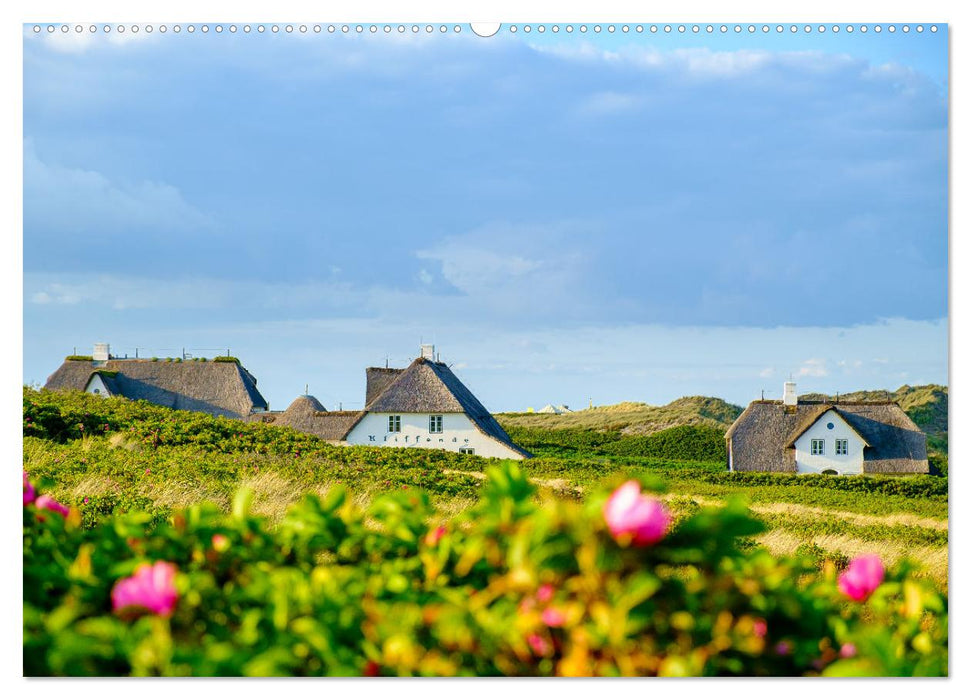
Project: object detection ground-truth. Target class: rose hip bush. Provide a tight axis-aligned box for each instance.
[23,463,947,677]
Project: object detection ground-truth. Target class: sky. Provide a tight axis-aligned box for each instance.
[22,22,949,412]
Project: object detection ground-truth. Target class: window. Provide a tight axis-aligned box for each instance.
[459,446,475,455]
[388,415,401,433]
[429,415,443,433]
[835,439,848,456]
[811,439,825,456]
[822,469,838,476]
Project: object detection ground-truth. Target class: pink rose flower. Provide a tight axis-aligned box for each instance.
[840,643,857,658]
[527,633,551,656]
[424,525,446,547]
[603,481,671,546]
[541,607,566,627]
[111,562,179,617]
[23,471,35,506]
[211,534,230,552]
[752,619,767,639]
[838,555,885,602]
[774,641,792,656]
[34,494,69,517]
[536,584,554,603]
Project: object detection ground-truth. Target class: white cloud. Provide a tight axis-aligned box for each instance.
[27,24,161,55]
[759,367,775,378]
[796,358,829,378]
[24,140,215,240]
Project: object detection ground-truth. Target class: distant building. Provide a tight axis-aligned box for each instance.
[537,404,572,414]
[725,381,928,475]
[43,343,268,419]
[257,345,530,459]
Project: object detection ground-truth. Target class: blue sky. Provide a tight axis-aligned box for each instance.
[22,24,948,411]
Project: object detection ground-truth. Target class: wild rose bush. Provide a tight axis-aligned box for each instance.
[23,463,947,677]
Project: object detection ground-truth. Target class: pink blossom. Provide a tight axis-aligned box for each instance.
[541,607,566,627]
[211,534,230,552]
[752,619,767,639]
[424,525,446,547]
[536,584,554,603]
[34,494,69,517]
[840,643,857,659]
[602,481,671,546]
[111,562,179,617]
[527,633,551,656]
[838,555,885,602]
[23,471,35,506]
[774,641,792,656]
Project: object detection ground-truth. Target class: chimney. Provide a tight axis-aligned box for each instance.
[420,343,435,361]
[783,381,797,407]
[93,343,110,362]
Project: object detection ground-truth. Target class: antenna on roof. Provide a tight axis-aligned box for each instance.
[385,356,389,369]
[305,384,309,396]
[73,346,77,355]
[761,389,765,400]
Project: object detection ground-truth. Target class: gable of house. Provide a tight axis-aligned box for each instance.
[726,400,927,474]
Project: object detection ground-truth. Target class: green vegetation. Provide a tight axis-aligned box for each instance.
[23,388,949,595]
[505,424,726,462]
[213,356,240,363]
[64,355,93,362]
[24,463,947,676]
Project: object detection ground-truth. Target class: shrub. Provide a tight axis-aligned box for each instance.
[213,356,239,364]
[23,464,947,677]
[64,355,93,361]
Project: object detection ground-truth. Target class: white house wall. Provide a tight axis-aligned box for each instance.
[793,409,865,475]
[344,412,524,460]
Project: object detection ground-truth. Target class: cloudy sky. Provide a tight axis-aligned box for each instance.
[22,23,948,411]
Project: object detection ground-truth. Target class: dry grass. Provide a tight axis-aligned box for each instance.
[756,529,949,591]
[655,493,948,531]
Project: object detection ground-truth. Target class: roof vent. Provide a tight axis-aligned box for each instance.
[783,381,797,407]
[93,343,110,362]
[420,343,436,361]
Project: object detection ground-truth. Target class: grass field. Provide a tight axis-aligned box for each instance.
[23,387,949,592]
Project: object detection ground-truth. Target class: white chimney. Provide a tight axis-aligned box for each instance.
[783,381,797,407]
[420,343,436,361]
[93,343,110,362]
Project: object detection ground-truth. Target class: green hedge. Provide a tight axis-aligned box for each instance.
[23,463,948,676]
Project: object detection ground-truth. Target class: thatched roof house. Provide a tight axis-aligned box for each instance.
[726,382,928,474]
[262,350,530,459]
[44,351,268,419]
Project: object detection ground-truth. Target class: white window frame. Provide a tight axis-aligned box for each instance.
[388,415,401,433]
[459,446,475,455]
[835,439,848,456]
[429,415,443,434]
[811,439,825,456]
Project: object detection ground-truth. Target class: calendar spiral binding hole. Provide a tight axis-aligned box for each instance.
[32,23,940,36]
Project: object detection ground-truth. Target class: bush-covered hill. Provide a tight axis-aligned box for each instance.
[498,396,744,435]
[500,385,947,457]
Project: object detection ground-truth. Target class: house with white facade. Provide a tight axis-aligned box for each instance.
[725,381,928,475]
[254,345,531,460]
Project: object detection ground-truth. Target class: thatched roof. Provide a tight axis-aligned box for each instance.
[365,368,404,406]
[365,357,531,457]
[248,393,366,441]
[44,358,268,419]
[726,400,928,473]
